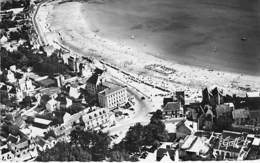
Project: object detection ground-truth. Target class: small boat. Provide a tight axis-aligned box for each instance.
[241,36,247,41]
[130,35,135,39]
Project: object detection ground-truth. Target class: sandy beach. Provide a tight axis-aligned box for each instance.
[36,0,260,96]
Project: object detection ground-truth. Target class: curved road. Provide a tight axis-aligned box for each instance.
[33,0,156,141]
[105,78,153,138]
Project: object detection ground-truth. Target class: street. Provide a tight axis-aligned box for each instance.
[104,78,155,144]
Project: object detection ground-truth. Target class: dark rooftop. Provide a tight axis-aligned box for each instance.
[163,102,181,112]
[38,78,56,87]
[87,74,99,85]
[94,68,104,75]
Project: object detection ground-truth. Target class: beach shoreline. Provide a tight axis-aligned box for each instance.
[36,0,260,96]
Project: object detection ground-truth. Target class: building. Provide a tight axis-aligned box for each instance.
[26,117,52,129]
[62,106,115,130]
[198,105,214,131]
[82,107,115,130]
[232,108,250,125]
[246,92,260,110]
[156,143,176,161]
[176,91,185,106]
[6,138,37,161]
[210,130,254,160]
[162,101,184,118]
[6,70,16,83]
[45,98,60,112]
[54,74,65,87]
[86,73,104,96]
[215,103,234,122]
[1,148,15,161]
[68,84,81,99]
[98,83,127,110]
[202,87,224,106]
[175,120,192,139]
[181,134,211,159]
[68,56,80,73]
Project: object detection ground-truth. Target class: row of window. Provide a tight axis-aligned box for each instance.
[84,112,109,120]
[85,119,109,128]
[108,97,126,107]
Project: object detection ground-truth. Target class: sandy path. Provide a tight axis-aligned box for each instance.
[36,1,260,97]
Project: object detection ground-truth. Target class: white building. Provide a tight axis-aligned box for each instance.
[82,107,115,130]
[45,98,60,112]
[62,106,115,130]
[69,85,81,99]
[7,70,16,83]
[98,83,127,110]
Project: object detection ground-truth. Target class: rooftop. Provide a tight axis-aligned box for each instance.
[39,87,61,96]
[213,130,248,153]
[163,102,180,112]
[86,74,100,85]
[246,92,260,98]
[33,118,52,125]
[38,78,56,87]
[99,82,125,96]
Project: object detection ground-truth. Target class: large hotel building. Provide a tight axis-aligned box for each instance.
[98,84,127,110]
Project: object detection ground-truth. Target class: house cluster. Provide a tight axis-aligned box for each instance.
[158,86,260,161]
[0,123,38,161]
[0,0,37,51]
[1,1,134,161]
[178,130,260,161]
[162,87,260,134]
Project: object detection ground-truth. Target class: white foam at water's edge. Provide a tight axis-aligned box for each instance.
[36,0,260,96]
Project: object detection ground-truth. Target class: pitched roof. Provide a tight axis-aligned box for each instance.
[33,118,52,125]
[8,87,16,94]
[181,135,197,149]
[94,68,104,75]
[87,74,99,85]
[252,138,260,146]
[0,85,7,91]
[6,134,18,143]
[98,84,125,96]
[176,120,192,134]
[15,116,25,128]
[246,92,260,98]
[163,97,174,106]
[15,140,29,149]
[186,136,210,154]
[37,138,46,147]
[163,102,180,112]
[38,78,56,87]
[156,148,167,161]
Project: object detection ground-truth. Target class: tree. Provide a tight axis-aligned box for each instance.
[122,123,146,153]
[112,110,169,155]
[37,142,92,161]
[69,129,111,161]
